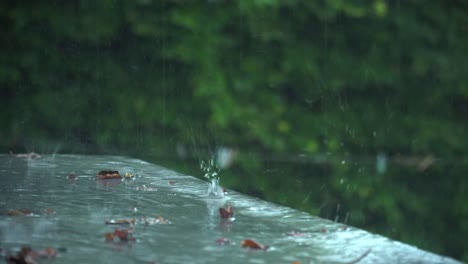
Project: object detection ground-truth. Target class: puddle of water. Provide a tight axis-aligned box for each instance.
[0,154,461,264]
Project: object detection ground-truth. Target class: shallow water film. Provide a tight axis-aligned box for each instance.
[0,155,461,264]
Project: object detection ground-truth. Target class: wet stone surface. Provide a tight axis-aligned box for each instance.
[0,154,462,263]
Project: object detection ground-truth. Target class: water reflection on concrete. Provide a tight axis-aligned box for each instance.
[0,154,461,264]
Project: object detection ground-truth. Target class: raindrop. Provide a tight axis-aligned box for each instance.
[376,152,387,174]
[334,204,341,222]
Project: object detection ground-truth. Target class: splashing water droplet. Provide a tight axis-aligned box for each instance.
[200,157,224,198]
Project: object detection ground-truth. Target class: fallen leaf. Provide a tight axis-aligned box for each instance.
[105,218,136,226]
[67,172,77,181]
[29,247,57,259]
[142,216,171,225]
[96,171,122,180]
[7,246,58,264]
[105,232,115,242]
[215,237,231,245]
[11,152,41,159]
[219,205,234,219]
[6,209,33,216]
[347,248,372,264]
[7,247,34,264]
[241,239,268,250]
[112,228,135,242]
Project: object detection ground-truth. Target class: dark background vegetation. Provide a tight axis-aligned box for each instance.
[1,0,467,261]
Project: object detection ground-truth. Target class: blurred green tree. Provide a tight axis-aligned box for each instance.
[1,0,467,261]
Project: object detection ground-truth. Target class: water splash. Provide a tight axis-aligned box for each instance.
[200,157,224,198]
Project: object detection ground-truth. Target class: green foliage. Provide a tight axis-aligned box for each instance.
[1,0,467,261]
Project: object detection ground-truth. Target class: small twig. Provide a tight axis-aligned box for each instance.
[347,248,372,264]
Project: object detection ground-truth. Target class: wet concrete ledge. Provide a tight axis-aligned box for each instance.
[0,154,462,264]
